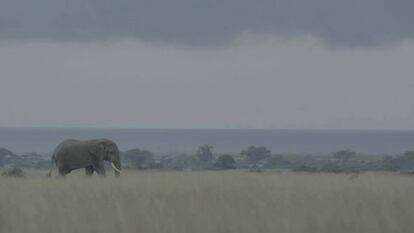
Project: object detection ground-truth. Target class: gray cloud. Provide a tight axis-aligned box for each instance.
[1,39,414,129]
[0,0,413,47]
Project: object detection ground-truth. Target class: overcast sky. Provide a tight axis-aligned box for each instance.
[1,0,414,129]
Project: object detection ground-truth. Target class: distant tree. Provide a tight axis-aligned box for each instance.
[390,151,414,170]
[241,146,271,164]
[197,144,214,162]
[333,150,356,166]
[0,147,15,157]
[403,151,414,160]
[381,156,397,171]
[0,147,16,167]
[215,154,236,169]
[122,149,155,169]
[378,151,414,171]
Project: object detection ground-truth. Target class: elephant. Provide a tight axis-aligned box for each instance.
[47,138,121,177]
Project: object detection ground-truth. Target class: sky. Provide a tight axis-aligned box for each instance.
[0,0,414,129]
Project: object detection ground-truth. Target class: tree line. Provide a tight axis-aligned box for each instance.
[2,145,414,173]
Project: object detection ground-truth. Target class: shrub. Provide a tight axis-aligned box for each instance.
[2,167,24,177]
[214,154,236,169]
[122,149,155,169]
[320,162,342,173]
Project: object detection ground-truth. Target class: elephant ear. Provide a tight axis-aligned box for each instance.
[89,141,105,159]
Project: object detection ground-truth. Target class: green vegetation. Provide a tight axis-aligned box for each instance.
[122,148,156,169]
[196,144,214,162]
[1,167,24,177]
[2,144,414,232]
[3,145,414,174]
[241,146,271,165]
[214,154,236,169]
[1,170,414,233]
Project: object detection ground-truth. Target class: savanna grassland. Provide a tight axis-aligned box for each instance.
[1,170,414,233]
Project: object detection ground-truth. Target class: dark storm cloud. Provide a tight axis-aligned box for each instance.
[1,0,413,47]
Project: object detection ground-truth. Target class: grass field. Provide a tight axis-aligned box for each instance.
[1,170,413,233]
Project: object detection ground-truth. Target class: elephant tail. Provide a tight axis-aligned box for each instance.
[46,155,55,177]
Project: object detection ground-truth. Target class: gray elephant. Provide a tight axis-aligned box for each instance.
[47,138,122,177]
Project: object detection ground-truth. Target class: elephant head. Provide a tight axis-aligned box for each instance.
[90,139,122,176]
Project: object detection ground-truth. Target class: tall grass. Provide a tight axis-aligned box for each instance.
[1,170,413,233]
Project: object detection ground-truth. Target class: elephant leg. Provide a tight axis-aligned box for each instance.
[56,161,70,177]
[85,166,94,176]
[95,167,106,176]
[58,167,71,177]
[92,160,106,176]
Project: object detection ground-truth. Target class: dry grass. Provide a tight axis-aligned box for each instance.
[0,170,413,233]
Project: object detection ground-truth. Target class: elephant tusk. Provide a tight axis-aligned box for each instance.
[111,162,121,173]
